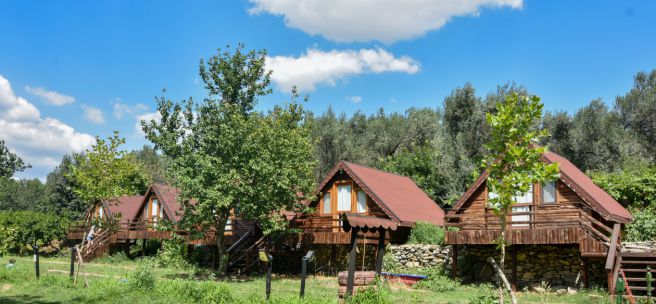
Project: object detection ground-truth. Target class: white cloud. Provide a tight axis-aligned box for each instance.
[0,75,95,179]
[113,99,148,119]
[82,105,105,124]
[347,96,362,104]
[25,85,75,106]
[249,0,522,43]
[266,48,419,92]
[135,111,162,135]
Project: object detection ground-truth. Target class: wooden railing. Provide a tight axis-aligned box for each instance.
[68,218,233,236]
[292,214,342,233]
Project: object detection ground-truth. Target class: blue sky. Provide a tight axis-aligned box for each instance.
[1,0,654,179]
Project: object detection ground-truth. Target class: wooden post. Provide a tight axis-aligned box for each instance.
[582,258,589,289]
[511,247,517,292]
[375,230,386,275]
[346,227,359,297]
[451,245,458,279]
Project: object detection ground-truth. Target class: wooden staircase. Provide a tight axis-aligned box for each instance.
[605,225,656,300]
[79,229,113,262]
[226,230,268,273]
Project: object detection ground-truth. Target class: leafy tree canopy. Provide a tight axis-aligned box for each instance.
[0,139,30,178]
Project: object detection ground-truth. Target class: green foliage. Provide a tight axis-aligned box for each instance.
[0,226,16,257]
[130,259,156,291]
[68,131,149,205]
[42,154,87,220]
[156,234,189,268]
[590,163,656,207]
[345,280,392,304]
[414,266,461,292]
[0,139,30,178]
[407,221,444,245]
[0,177,47,211]
[625,206,656,242]
[143,44,316,271]
[0,210,68,254]
[131,145,172,185]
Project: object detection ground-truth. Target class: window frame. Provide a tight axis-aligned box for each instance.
[541,181,558,205]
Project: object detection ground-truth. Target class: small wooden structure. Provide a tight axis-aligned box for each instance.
[293,161,444,246]
[340,214,397,298]
[445,151,637,294]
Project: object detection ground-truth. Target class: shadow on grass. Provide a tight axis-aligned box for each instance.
[0,295,62,304]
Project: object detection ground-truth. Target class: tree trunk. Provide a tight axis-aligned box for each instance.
[214,213,230,275]
[497,207,517,304]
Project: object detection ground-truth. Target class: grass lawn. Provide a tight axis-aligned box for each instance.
[0,255,611,304]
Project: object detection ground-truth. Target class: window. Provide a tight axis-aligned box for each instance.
[152,199,159,226]
[542,181,556,204]
[356,190,366,213]
[322,193,331,214]
[98,206,104,219]
[337,184,352,211]
[513,186,533,204]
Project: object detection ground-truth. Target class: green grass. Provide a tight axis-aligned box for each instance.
[0,255,611,304]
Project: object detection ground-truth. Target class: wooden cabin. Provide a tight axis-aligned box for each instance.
[445,151,633,291]
[67,184,258,265]
[294,161,444,246]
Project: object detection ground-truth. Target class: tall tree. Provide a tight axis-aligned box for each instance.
[0,139,29,178]
[68,131,148,207]
[615,70,656,158]
[42,155,86,219]
[131,145,171,184]
[142,44,316,273]
[484,93,559,304]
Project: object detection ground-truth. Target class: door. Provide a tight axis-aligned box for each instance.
[511,205,530,227]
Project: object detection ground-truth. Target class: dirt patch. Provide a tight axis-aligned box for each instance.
[1,284,10,291]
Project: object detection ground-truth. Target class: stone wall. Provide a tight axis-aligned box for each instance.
[459,245,606,289]
[385,244,451,269]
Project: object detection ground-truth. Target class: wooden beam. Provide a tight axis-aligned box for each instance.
[346,228,359,297]
[375,230,386,275]
[582,258,589,289]
[605,223,621,270]
[451,245,458,279]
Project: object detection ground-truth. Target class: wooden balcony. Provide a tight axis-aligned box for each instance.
[445,206,614,257]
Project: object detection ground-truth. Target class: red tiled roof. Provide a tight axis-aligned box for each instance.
[318,161,445,227]
[450,151,632,223]
[542,151,632,223]
[102,195,144,222]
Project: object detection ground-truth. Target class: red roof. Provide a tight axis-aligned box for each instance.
[102,195,144,222]
[318,161,445,226]
[542,151,632,223]
[450,151,632,223]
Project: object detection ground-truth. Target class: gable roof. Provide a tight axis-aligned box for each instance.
[450,151,632,223]
[101,195,144,222]
[139,184,184,223]
[317,161,444,226]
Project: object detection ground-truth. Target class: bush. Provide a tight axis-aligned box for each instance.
[414,266,460,292]
[407,221,444,245]
[346,280,392,304]
[625,206,656,241]
[156,234,188,268]
[0,211,69,255]
[129,259,156,291]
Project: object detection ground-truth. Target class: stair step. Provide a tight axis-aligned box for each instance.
[621,252,656,258]
[621,260,656,265]
[625,277,648,282]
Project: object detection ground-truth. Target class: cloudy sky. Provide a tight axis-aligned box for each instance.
[1,0,655,179]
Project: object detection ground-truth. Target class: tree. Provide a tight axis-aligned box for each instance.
[131,145,171,184]
[483,93,559,304]
[43,154,86,220]
[615,70,656,158]
[0,139,29,178]
[68,131,148,207]
[142,44,316,273]
[0,178,46,211]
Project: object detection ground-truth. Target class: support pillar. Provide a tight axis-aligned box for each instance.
[346,227,359,297]
[511,247,517,292]
[451,245,458,279]
[375,230,386,275]
[581,258,589,289]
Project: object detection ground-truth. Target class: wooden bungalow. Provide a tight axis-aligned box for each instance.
[67,184,259,266]
[445,151,645,294]
[291,161,444,270]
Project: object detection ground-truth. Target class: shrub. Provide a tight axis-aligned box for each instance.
[407,221,444,245]
[625,206,656,241]
[414,266,460,292]
[0,210,69,255]
[346,280,392,304]
[129,259,156,291]
[156,234,188,268]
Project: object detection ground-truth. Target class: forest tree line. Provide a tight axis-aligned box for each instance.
[0,69,655,240]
